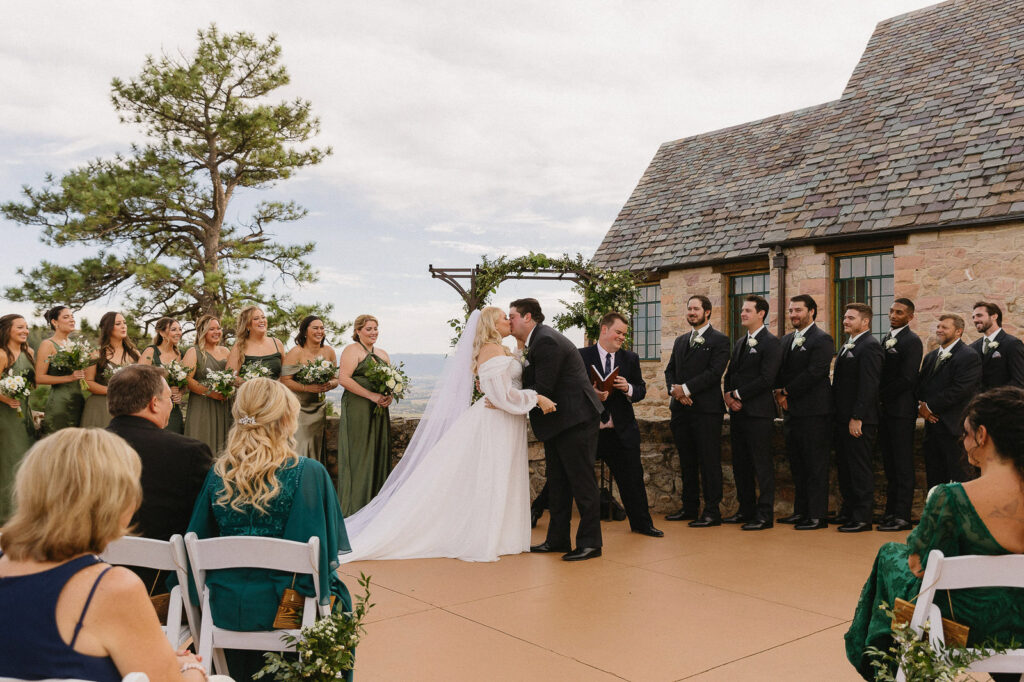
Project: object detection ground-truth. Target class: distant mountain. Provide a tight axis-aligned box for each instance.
[389,353,447,378]
[324,353,447,417]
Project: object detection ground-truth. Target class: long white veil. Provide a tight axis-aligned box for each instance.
[343,310,481,534]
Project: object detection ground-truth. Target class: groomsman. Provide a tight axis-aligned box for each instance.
[664,295,730,526]
[969,301,1024,389]
[581,312,662,537]
[723,295,783,530]
[916,314,982,489]
[831,303,883,533]
[877,298,923,532]
[775,294,835,530]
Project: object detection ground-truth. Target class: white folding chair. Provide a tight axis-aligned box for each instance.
[184,533,328,676]
[897,549,1024,681]
[100,535,192,649]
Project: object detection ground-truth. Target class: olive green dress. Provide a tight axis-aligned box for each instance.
[337,345,392,516]
[41,339,85,434]
[147,344,184,434]
[241,350,283,381]
[183,351,231,456]
[845,483,1024,679]
[80,355,133,429]
[281,363,328,464]
[0,352,36,521]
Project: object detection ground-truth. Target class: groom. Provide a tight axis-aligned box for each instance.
[510,298,604,561]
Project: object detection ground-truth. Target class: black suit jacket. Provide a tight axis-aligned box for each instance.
[969,329,1024,390]
[832,333,884,424]
[663,326,730,416]
[777,324,835,417]
[580,344,646,447]
[107,415,213,541]
[915,340,982,434]
[878,327,923,419]
[723,327,783,419]
[522,324,602,442]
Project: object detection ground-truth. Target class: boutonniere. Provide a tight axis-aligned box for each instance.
[988,341,1000,351]
[747,337,758,348]
[520,346,530,367]
[936,351,951,366]
[693,335,706,346]
[793,336,805,348]
[843,342,855,351]
[884,338,897,349]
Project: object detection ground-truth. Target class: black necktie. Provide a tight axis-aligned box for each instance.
[601,351,611,423]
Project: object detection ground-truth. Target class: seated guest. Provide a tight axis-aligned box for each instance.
[845,386,1024,680]
[183,377,353,679]
[0,429,207,681]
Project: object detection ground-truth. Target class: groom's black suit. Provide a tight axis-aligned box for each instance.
[523,323,604,549]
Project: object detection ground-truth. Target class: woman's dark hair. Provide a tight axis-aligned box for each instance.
[0,314,32,370]
[152,317,179,350]
[964,386,1024,479]
[295,316,325,348]
[510,298,545,324]
[43,306,69,331]
[96,311,140,377]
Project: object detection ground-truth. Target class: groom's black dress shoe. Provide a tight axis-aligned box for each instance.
[562,547,602,561]
[794,518,827,530]
[877,518,912,532]
[740,518,773,531]
[632,526,664,537]
[838,521,872,533]
[530,541,570,553]
[722,513,750,524]
[688,515,721,528]
[777,513,805,525]
[665,509,698,521]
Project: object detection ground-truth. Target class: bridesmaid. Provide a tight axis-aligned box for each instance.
[0,314,36,521]
[35,306,86,434]
[226,306,285,380]
[337,314,393,516]
[183,314,232,455]
[139,317,185,433]
[280,315,339,464]
[80,311,139,428]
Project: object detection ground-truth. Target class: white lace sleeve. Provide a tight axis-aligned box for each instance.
[479,357,537,415]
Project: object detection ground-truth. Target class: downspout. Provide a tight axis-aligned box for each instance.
[772,246,787,337]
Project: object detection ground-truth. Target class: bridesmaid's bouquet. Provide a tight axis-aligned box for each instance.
[293,357,337,402]
[101,364,127,383]
[202,369,237,399]
[364,360,409,415]
[0,371,32,417]
[164,360,192,390]
[239,361,272,382]
[48,338,94,389]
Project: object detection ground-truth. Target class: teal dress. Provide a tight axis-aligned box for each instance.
[184,351,231,456]
[180,457,353,679]
[242,350,283,381]
[845,483,1024,679]
[41,339,85,434]
[147,345,184,434]
[337,345,392,517]
[0,352,36,522]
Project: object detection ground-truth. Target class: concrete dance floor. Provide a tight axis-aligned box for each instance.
[340,516,913,681]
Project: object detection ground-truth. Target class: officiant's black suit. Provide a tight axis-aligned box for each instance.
[523,324,604,549]
[969,328,1024,389]
[915,341,981,488]
[878,327,923,522]
[579,343,654,532]
[663,326,729,519]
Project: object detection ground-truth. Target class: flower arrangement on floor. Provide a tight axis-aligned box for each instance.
[364,361,409,415]
[294,358,338,402]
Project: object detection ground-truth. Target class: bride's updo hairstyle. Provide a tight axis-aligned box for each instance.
[215,377,300,514]
[472,306,510,374]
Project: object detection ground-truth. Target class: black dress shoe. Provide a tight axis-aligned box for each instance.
[530,541,570,553]
[562,547,602,561]
[827,513,851,525]
[777,513,805,525]
[838,521,872,533]
[794,518,827,530]
[632,526,665,537]
[665,509,698,521]
[688,516,722,528]
[877,518,913,532]
[741,518,773,531]
[531,509,542,529]
[722,513,750,524]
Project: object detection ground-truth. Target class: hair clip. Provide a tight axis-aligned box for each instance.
[237,415,257,426]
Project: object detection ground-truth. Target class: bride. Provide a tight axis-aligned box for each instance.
[339,306,556,562]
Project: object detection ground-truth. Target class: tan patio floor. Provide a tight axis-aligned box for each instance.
[339,515,919,681]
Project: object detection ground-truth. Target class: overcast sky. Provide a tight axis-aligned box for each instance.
[0,0,937,352]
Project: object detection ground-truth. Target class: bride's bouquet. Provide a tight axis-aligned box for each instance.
[364,360,409,415]
[293,357,337,402]
[202,369,237,399]
[164,359,193,391]
[48,337,94,390]
[239,361,272,382]
[0,371,32,417]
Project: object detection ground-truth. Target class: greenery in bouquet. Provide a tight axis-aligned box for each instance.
[202,369,237,399]
[164,359,193,390]
[255,573,374,682]
[294,357,338,402]
[48,337,95,389]
[363,360,409,415]
[0,371,33,417]
[240,361,273,382]
[101,363,128,383]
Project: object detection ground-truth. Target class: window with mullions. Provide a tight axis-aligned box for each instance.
[632,284,661,361]
[834,251,894,346]
[728,272,770,346]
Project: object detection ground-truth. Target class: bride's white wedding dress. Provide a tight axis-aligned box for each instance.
[339,353,537,562]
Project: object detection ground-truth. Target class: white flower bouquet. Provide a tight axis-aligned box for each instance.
[202,369,237,399]
[294,357,338,402]
[0,371,32,417]
[239,361,272,382]
[49,337,95,389]
[165,359,193,390]
[364,360,410,415]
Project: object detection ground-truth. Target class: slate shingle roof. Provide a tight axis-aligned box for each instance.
[593,0,1024,272]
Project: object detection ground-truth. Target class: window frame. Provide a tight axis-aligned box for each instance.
[631,283,661,361]
[832,249,895,348]
[727,271,770,347]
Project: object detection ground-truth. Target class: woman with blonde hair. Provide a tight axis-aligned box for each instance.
[182,377,352,679]
[340,307,555,562]
[183,315,231,453]
[226,306,285,380]
[0,429,207,680]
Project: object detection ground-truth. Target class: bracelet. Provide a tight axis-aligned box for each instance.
[180,662,208,680]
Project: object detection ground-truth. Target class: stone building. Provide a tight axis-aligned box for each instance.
[592,0,1024,421]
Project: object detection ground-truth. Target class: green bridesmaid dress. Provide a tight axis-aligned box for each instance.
[147,344,185,434]
[281,363,328,464]
[337,343,392,516]
[183,351,232,455]
[41,338,85,434]
[0,352,37,521]
[241,350,283,380]
[81,354,133,429]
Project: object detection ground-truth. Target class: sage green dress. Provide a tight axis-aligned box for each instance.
[41,339,85,434]
[337,345,392,516]
[0,352,36,521]
[147,344,184,434]
[183,351,231,456]
[845,483,1024,679]
[80,356,133,429]
[242,351,283,380]
[281,363,328,464]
